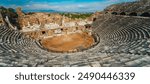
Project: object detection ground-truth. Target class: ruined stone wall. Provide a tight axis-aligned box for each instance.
[0,13,4,25]
[18,13,63,29]
[0,18,3,25]
[16,8,93,40]
[22,25,89,40]
[16,8,93,30]
[16,7,25,17]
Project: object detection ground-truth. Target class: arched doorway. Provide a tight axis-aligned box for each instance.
[129,12,137,16]
[120,12,126,15]
[140,12,150,17]
[111,12,118,15]
[93,18,97,22]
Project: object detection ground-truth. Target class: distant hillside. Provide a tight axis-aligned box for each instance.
[23,9,60,13]
[104,0,150,13]
[0,6,18,18]
[0,6,20,28]
[60,13,93,19]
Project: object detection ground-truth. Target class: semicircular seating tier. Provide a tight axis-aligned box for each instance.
[1,15,150,67]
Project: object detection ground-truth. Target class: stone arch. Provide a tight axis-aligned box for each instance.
[85,24,91,29]
[140,12,150,17]
[93,18,97,22]
[111,12,118,15]
[120,12,126,15]
[105,12,108,14]
[42,31,46,35]
[129,12,137,16]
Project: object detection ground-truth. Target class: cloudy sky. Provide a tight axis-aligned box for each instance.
[0,0,136,12]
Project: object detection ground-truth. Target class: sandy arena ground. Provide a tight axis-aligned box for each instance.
[40,32,94,52]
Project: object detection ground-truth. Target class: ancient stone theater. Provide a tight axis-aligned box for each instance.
[0,0,150,67]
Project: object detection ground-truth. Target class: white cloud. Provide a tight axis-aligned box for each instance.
[22,2,111,12]
[8,0,137,12]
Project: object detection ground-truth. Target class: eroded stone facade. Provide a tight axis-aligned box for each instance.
[16,8,93,39]
[0,13,4,26]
